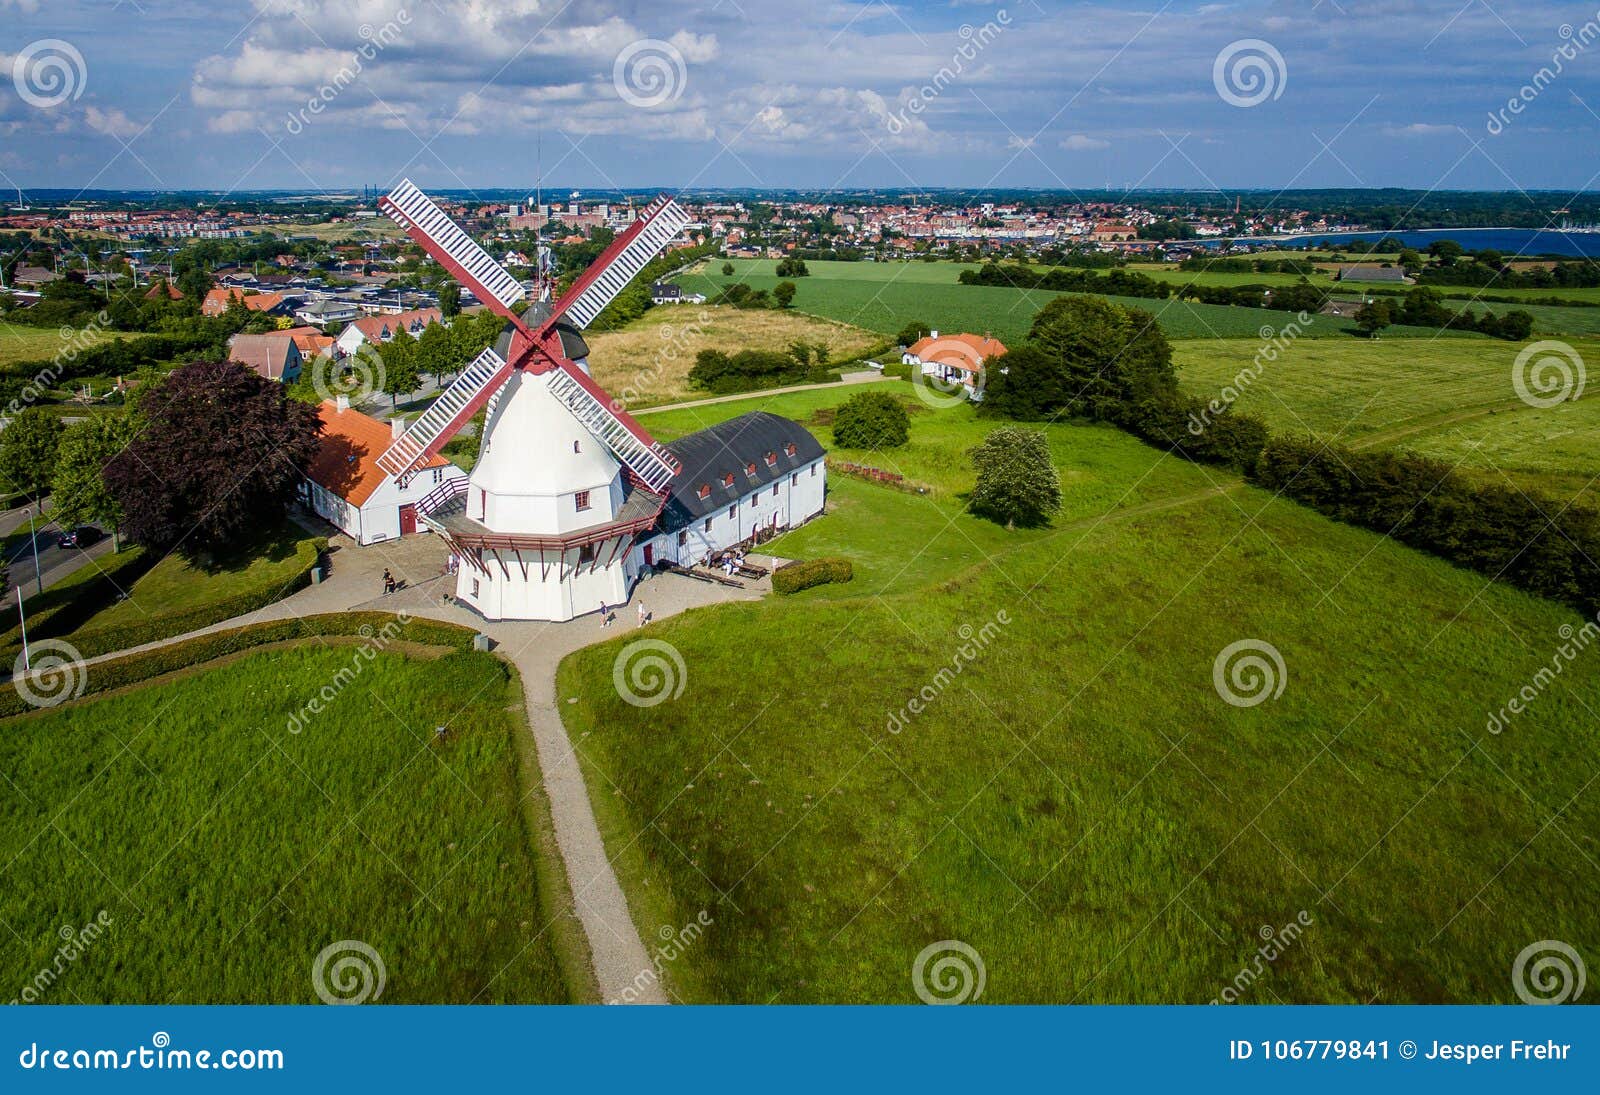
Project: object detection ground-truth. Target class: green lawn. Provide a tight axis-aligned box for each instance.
[1175,336,1600,504]
[0,321,128,369]
[0,644,571,1003]
[558,389,1599,1004]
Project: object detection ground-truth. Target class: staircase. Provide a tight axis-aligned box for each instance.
[382,179,527,312]
[376,347,511,477]
[557,196,691,329]
[544,364,680,492]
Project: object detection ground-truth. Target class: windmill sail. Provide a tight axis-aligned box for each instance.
[544,363,680,492]
[550,195,690,330]
[381,180,527,317]
[376,346,513,476]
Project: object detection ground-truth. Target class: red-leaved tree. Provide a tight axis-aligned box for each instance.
[106,360,322,560]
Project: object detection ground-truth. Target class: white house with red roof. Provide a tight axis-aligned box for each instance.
[902,331,1007,399]
[301,397,467,545]
[334,308,445,357]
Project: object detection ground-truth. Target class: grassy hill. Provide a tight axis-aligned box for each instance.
[559,386,1600,1004]
[0,644,572,1004]
[1175,337,1600,505]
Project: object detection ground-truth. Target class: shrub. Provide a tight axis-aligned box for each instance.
[0,547,159,663]
[832,390,910,449]
[772,557,853,595]
[969,426,1062,529]
[1117,391,1270,473]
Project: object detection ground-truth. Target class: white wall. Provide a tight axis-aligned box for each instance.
[304,463,466,547]
[636,458,825,569]
[455,535,631,621]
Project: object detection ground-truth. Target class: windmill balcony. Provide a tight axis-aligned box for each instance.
[419,477,665,553]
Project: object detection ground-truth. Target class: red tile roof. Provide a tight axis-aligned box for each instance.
[202,287,286,316]
[907,332,1007,372]
[305,401,452,507]
[346,308,444,344]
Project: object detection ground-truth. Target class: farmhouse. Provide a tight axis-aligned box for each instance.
[1337,264,1413,284]
[633,411,826,571]
[301,397,466,546]
[902,331,1007,398]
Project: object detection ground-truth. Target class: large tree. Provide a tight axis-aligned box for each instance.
[0,407,64,508]
[52,412,137,549]
[105,360,321,560]
[380,328,421,405]
[833,390,909,450]
[982,295,1176,422]
[968,426,1061,529]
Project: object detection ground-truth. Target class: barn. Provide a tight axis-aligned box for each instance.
[301,397,467,546]
[632,411,826,571]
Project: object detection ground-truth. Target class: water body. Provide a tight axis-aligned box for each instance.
[1216,228,1600,259]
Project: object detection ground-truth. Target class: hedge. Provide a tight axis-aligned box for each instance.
[0,612,478,719]
[0,547,160,663]
[773,557,854,595]
[65,537,328,658]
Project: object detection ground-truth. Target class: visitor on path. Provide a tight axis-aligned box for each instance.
[599,601,610,628]
[382,569,395,595]
[637,601,649,628]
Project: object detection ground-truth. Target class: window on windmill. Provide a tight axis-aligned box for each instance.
[573,440,581,454]
[574,490,592,512]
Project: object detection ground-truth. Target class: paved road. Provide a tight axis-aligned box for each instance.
[634,370,889,416]
[3,511,116,595]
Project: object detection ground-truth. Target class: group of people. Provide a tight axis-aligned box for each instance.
[598,600,651,629]
[715,549,748,578]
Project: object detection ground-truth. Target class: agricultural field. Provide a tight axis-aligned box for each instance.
[1175,337,1600,505]
[0,644,572,1003]
[561,387,1599,1004]
[0,321,121,369]
[586,304,882,408]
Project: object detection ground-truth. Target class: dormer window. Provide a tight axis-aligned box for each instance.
[784,442,797,458]
[764,451,777,467]
[745,461,757,476]
[697,483,711,500]
[721,473,734,488]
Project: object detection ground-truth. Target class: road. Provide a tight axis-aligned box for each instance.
[1,502,115,595]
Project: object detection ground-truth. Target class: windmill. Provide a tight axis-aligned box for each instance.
[377,179,691,620]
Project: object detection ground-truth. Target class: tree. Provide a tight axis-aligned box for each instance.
[896,320,933,347]
[52,412,137,549]
[721,262,734,276]
[0,407,64,508]
[381,328,421,405]
[774,280,797,309]
[414,322,454,387]
[1353,300,1391,339]
[968,426,1061,528]
[439,282,461,318]
[104,360,321,561]
[832,390,909,450]
[775,256,809,277]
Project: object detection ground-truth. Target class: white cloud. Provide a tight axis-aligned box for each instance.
[1382,122,1456,137]
[1061,133,1109,151]
[84,105,144,139]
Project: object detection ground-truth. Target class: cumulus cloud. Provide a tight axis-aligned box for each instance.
[1061,134,1109,151]
[1382,122,1457,137]
[84,105,144,139]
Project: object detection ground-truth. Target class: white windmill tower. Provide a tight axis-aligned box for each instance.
[376,180,690,621]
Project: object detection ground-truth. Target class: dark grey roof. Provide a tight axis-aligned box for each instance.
[656,411,824,531]
[494,303,590,361]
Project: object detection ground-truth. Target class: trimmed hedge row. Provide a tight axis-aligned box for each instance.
[0,612,478,719]
[65,537,328,658]
[0,547,160,662]
[773,557,854,595]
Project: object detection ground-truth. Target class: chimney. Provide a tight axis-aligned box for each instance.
[391,415,405,439]
[335,394,350,412]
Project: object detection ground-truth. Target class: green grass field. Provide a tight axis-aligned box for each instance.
[0,644,571,1003]
[0,321,121,368]
[1175,337,1600,504]
[561,388,1600,1004]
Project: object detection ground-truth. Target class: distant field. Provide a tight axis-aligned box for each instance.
[0,645,570,1003]
[0,322,121,368]
[562,386,1600,1003]
[586,304,881,408]
[677,260,1481,342]
[267,219,405,242]
[1175,336,1600,504]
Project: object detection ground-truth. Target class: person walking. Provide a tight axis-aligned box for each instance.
[637,601,648,628]
[599,601,610,628]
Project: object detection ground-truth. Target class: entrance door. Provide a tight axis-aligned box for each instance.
[643,544,655,566]
[399,504,417,535]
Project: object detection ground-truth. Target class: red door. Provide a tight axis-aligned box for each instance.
[643,545,655,566]
[399,504,417,535]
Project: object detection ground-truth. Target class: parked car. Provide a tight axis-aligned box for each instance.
[56,526,103,549]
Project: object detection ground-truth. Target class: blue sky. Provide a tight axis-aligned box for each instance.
[1,0,1597,196]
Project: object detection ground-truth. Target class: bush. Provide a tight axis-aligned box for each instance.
[0,547,159,663]
[1249,439,1600,613]
[0,612,476,719]
[832,390,910,449]
[1117,391,1270,473]
[772,557,853,595]
[969,426,1062,529]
